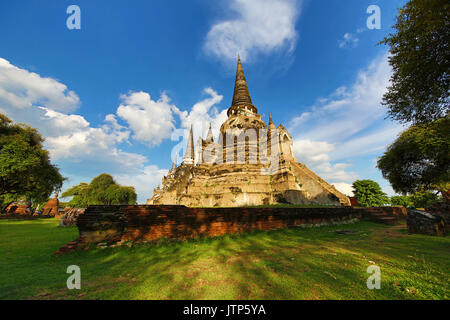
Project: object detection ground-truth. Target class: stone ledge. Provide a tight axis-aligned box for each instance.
[407,209,446,236]
[56,205,409,254]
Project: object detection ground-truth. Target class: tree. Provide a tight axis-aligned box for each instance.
[409,190,439,208]
[60,183,89,208]
[352,180,389,207]
[390,191,440,208]
[61,173,137,207]
[0,114,64,209]
[377,117,449,195]
[390,195,413,208]
[380,0,449,124]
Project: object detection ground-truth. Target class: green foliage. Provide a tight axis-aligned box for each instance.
[380,0,450,124]
[103,185,137,206]
[409,190,439,208]
[61,183,89,207]
[352,180,390,207]
[390,195,413,208]
[61,173,137,207]
[390,190,440,209]
[377,118,450,194]
[0,113,64,206]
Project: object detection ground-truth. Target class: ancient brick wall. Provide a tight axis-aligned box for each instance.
[74,205,406,246]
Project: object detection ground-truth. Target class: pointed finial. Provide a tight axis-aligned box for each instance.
[206,122,214,142]
[182,125,195,165]
[230,55,254,109]
[268,112,276,130]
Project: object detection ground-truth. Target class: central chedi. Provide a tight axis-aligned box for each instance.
[147,57,350,207]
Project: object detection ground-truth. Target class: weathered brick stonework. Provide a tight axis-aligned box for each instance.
[407,208,447,236]
[42,195,59,216]
[361,207,407,225]
[5,201,31,215]
[54,205,406,254]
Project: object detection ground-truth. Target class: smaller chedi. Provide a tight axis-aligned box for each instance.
[42,194,59,216]
[147,56,350,207]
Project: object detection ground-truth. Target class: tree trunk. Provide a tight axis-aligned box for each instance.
[439,189,450,204]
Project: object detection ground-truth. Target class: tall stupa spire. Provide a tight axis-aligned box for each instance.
[182,125,195,165]
[227,55,257,117]
[231,55,253,107]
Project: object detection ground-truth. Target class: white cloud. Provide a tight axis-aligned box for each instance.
[290,53,400,145]
[115,165,168,203]
[173,87,226,143]
[293,139,358,182]
[0,58,233,203]
[112,87,227,161]
[289,53,403,188]
[40,108,142,169]
[38,107,165,203]
[116,91,176,146]
[204,0,300,62]
[338,32,359,48]
[331,125,403,161]
[38,107,89,133]
[338,28,365,49]
[0,57,80,112]
[331,182,354,197]
[0,57,138,170]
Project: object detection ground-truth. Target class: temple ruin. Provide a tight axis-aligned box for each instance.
[147,56,350,207]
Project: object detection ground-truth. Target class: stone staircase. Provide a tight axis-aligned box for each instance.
[362,207,406,225]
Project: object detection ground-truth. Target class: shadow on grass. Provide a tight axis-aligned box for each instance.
[1,219,449,300]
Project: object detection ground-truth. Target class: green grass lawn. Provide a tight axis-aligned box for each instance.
[0,218,449,300]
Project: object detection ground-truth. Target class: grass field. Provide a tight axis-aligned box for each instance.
[0,218,448,300]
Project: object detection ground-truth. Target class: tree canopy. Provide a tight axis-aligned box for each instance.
[390,195,413,208]
[380,0,449,124]
[390,191,440,208]
[61,173,137,207]
[352,180,389,207]
[409,190,439,208]
[377,117,449,195]
[0,113,64,206]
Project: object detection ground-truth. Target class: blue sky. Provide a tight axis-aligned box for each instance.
[0,0,408,203]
